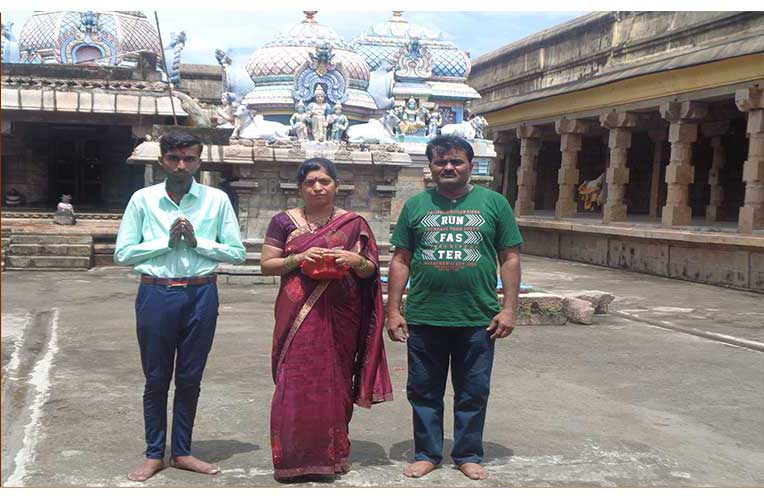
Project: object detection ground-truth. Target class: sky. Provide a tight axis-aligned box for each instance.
[1,9,584,96]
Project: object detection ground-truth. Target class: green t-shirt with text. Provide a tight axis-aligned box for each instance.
[390,185,523,327]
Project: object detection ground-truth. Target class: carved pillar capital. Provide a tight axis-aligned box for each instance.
[599,111,638,129]
[735,87,764,112]
[554,118,592,135]
[516,125,543,140]
[659,101,708,123]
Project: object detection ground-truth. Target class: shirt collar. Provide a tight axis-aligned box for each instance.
[163,177,201,203]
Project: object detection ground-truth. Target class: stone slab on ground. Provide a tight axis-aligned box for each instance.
[569,290,615,314]
[517,293,567,325]
[563,296,595,325]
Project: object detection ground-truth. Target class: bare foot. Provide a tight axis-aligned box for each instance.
[458,462,489,480]
[337,463,351,475]
[404,460,437,478]
[127,458,164,482]
[169,455,221,475]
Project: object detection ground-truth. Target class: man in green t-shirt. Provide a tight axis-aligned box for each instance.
[387,135,523,481]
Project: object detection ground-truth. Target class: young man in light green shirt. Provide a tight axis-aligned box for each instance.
[387,135,523,481]
[115,130,245,482]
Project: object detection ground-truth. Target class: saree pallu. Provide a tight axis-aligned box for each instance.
[269,212,393,480]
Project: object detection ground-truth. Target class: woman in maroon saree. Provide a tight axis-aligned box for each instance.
[261,158,393,481]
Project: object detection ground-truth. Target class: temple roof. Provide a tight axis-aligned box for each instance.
[17,11,161,67]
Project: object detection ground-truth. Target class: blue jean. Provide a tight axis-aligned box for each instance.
[135,282,219,459]
[406,324,495,465]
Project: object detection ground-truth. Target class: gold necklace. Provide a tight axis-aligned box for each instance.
[302,206,335,233]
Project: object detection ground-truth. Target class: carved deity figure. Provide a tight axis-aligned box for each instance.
[216,92,236,128]
[427,104,443,137]
[398,97,427,135]
[308,86,332,142]
[328,103,349,142]
[290,101,309,141]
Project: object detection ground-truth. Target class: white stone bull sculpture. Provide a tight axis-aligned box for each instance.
[237,113,292,141]
[441,115,488,140]
[346,118,397,144]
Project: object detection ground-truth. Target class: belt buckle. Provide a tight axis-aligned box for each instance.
[168,279,188,288]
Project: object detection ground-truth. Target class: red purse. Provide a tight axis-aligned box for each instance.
[300,255,350,280]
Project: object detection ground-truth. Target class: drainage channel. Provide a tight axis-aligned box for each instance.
[1,308,60,487]
[613,310,764,353]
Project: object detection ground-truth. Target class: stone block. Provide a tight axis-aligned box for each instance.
[608,128,632,149]
[20,89,41,110]
[608,239,669,276]
[139,96,156,115]
[668,122,698,143]
[605,166,630,185]
[750,252,764,292]
[662,204,691,226]
[665,163,694,184]
[559,233,608,266]
[517,293,567,326]
[569,290,615,314]
[79,92,93,112]
[559,134,582,151]
[563,297,595,324]
[668,245,704,283]
[518,228,559,258]
[93,93,116,113]
[1,88,19,109]
[557,167,580,185]
[517,169,536,186]
[116,95,140,114]
[56,91,79,112]
[42,90,56,111]
[742,159,764,183]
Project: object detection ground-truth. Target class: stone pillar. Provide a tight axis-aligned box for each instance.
[599,111,637,223]
[647,127,668,218]
[554,119,591,218]
[735,88,764,233]
[515,125,543,216]
[659,101,708,227]
[144,163,154,187]
[700,120,730,222]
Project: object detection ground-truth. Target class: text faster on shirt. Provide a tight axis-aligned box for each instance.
[114,179,246,277]
[391,185,524,327]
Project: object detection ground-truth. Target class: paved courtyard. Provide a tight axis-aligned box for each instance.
[2,255,763,487]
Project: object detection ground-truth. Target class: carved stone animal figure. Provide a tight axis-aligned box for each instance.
[441,115,487,140]
[238,114,292,141]
[346,118,396,144]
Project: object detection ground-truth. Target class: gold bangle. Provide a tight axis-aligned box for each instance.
[285,254,296,271]
[357,257,369,273]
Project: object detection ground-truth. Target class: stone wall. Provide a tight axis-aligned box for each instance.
[520,223,764,292]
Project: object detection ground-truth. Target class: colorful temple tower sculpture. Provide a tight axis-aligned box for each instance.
[17,11,162,67]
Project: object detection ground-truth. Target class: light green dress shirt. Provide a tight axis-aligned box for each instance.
[114,179,246,277]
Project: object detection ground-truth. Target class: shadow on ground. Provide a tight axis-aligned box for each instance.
[191,439,260,463]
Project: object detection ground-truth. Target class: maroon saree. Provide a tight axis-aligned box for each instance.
[265,211,393,480]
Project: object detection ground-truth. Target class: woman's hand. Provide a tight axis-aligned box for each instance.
[324,249,364,269]
[295,247,327,264]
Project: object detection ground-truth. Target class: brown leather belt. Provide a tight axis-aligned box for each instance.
[140,274,217,287]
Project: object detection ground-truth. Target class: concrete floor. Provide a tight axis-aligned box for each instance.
[2,255,763,487]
